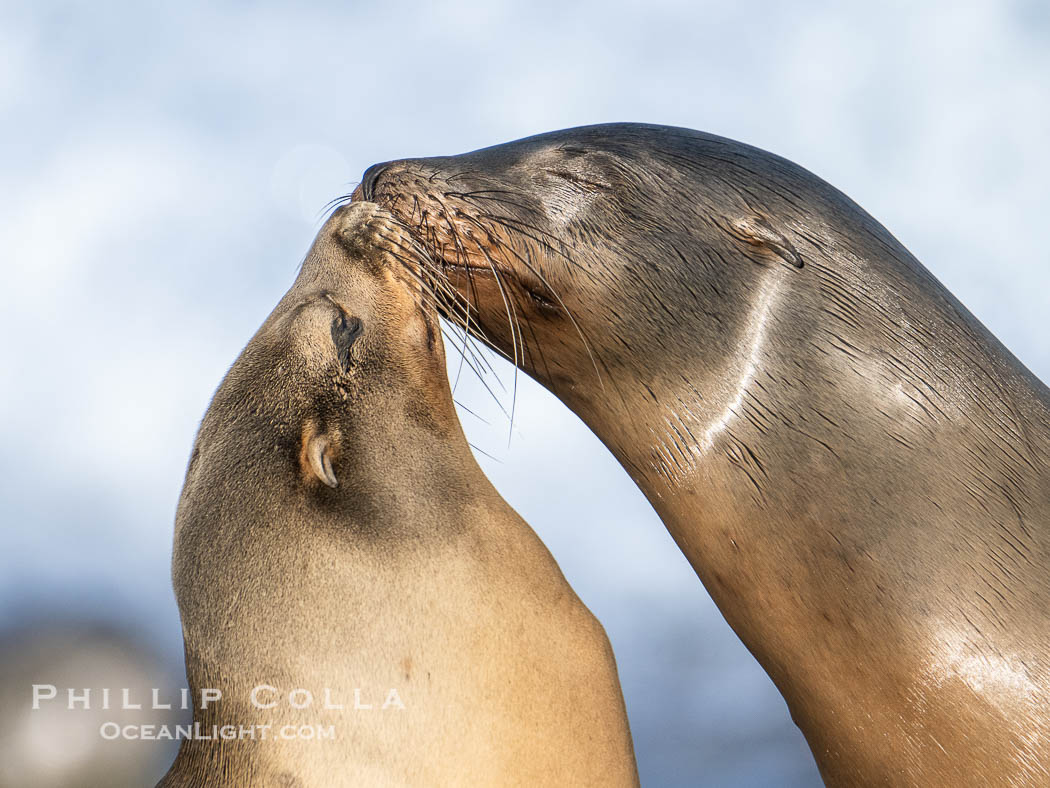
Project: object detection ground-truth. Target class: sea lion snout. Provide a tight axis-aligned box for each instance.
[356,158,455,202]
[327,200,394,256]
[357,161,387,201]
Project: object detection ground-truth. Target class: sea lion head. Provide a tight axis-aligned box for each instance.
[169,202,478,772]
[185,201,460,511]
[352,123,815,404]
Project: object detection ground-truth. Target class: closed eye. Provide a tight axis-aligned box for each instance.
[331,312,364,372]
[544,168,611,192]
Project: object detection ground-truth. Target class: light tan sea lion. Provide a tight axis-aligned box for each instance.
[158,201,639,787]
[357,123,1050,786]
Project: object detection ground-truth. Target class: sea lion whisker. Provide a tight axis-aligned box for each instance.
[384,191,536,402]
[386,245,462,304]
[446,188,524,198]
[433,208,517,377]
[451,322,469,394]
[471,220,605,390]
[448,282,486,390]
[452,397,491,425]
[466,441,503,463]
[440,313,498,388]
[385,232,434,263]
[373,196,505,387]
[448,292,481,393]
[478,211,582,264]
[441,168,485,185]
[444,301,502,372]
[449,306,500,376]
[390,259,499,383]
[461,319,518,375]
[471,241,525,443]
[448,341,511,420]
[440,259,519,373]
[504,275,558,390]
[432,304,508,405]
[386,251,457,309]
[444,298,517,386]
[472,210,606,291]
[321,191,356,216]
[439,326,495,396]
[443,309,501,383]
[384,262,478,366]
[464,330,507,380]
[450,210,604,389]
[436,213,521,396]
[443,215,523,388]
[427,262,511,398]
[450,192,545,218]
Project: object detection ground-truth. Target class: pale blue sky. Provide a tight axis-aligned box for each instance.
[1,1,1047,785]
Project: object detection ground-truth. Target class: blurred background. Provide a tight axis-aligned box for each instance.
[1,1,1047,785]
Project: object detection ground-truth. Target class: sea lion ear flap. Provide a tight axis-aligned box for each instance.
[300,424,338,488]
[730,216,804,269]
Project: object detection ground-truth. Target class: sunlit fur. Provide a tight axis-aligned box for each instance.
[353,123,1050,786]
[160,202,639,787]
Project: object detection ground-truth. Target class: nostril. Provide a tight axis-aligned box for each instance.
[360,163,387,201]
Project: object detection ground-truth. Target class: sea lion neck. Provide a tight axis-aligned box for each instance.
[325,406,495,518]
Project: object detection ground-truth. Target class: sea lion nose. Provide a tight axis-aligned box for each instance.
[359,162,388,201]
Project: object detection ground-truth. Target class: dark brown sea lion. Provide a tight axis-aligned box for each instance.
[158,202,639,787]
[355,124,1050,786]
